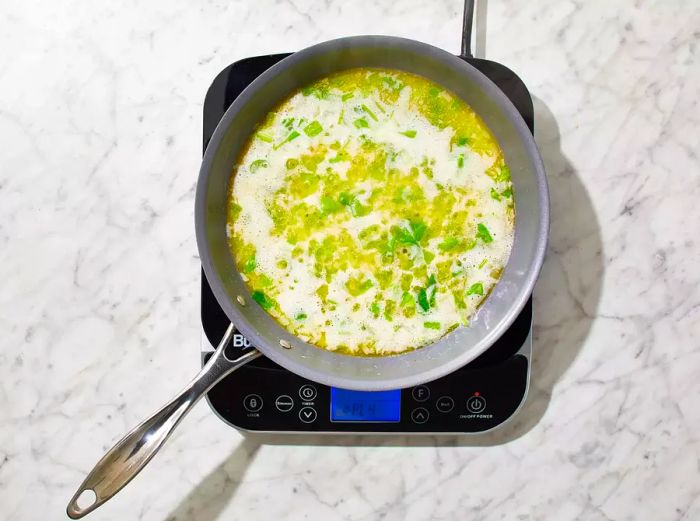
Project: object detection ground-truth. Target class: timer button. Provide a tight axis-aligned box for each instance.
[466,395,486,413]
[275,395,294,412]
[298,406,317,423]
[243,394,263,412]
[299,385,317,401]
[412,386,430,402]
[435,396,455,413]
[411,407,430,424]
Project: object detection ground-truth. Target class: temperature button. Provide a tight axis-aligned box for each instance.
[466,395,486,413]
[243,394,263,412]
[299,385,317,401]
[411,407,430,424]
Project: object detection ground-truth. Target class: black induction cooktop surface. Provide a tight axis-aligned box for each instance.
[201,52,534,434]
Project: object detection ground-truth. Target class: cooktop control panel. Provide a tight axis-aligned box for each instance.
[204,347,529,433]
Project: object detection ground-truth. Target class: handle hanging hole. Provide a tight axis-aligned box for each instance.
[76,489,97,509]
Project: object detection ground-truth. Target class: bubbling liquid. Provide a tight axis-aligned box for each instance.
[227,68,514,355]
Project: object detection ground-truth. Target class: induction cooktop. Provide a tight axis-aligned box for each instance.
[199,48,535,434]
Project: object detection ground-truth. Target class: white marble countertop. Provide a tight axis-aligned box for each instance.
[2,0,699,519]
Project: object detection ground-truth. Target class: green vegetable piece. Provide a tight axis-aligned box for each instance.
[285,158,299,169]
[346,275,373,296]
[476,223,493,243]
[400,130,417,138]
[350,199,371,217]
[457,154,465,168]
[467,282,484,296]
[369,301,381,318]
[361,104,378,121]
[249,159,268,173]
[501,187,512,198]
[417,288,430,312]
[497,165,511,182]
[341,92,354,101]
[320,195,342,214]
[339,192,353,206]
[384,300,396,321]
[256,133,273,143]
[242,255,256,273]
[424,321,441,330]
[490,187,501,201]
[353,117,369,129]
[295,312,307,321]
[273,130,300,150]
[438,237,460,251]
[252,290,274,309]
[410,220,427,242]
[400,292,414,307]
[478,259,488,269]
[457,136,469,146]
[303,120,323,137]
[424,250,435,263]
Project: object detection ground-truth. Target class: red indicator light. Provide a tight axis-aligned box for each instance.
[474,391,480,396]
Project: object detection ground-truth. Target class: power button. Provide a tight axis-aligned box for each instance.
[466,395,486,413]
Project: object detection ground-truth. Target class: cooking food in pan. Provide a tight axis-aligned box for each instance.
[227,68,514,355]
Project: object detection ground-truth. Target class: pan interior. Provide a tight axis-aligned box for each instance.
[197,36,547,391]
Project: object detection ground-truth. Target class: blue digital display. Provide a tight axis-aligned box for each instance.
[330,388,401,422]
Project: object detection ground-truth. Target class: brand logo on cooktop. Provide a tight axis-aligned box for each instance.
[232,334,251,348]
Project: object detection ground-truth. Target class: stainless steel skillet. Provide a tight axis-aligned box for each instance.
[68,11,548,520]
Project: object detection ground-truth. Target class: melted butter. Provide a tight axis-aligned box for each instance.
[228,68,514,356]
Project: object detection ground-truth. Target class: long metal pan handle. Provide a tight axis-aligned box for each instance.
[66,324,261,519]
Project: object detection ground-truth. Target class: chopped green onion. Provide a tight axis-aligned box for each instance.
[424,321,441,330]
[256,133,273,143]
[341,92,354,101]
[249,159,268,173]
[457,136,469,146]
[252,290,275,309]
[497,165,511,182]
[285,158,298,169]
[273,130,300,150]
[295,312,307,321]
[320,195,341,214]
[361,104,378,121]
[242,256,256,273]
[400,130,417,138]
[369,301,381,317]
[501,187,512,198]
[467,282,484,296]
[338,109,344,124]
[457,154,465,168]
[353,117,369,129]
[490,187,501,201]
[438,237,460,251]
[478,259,488,269]
[346,276,373,296]
[476,223,493,243]
[417,288,430,312]
[303,120,323,137]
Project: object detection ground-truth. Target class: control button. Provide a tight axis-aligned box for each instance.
[412,386,430,402]
[298,406,317,423]
[435,396,455,413]
[243,394,263,412]
[275,395,294,412]
[411,407,429,424]
[299,385,317,401]
[466,395,486,413]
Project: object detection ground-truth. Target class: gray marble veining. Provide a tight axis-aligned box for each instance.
[0,0,698,520]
